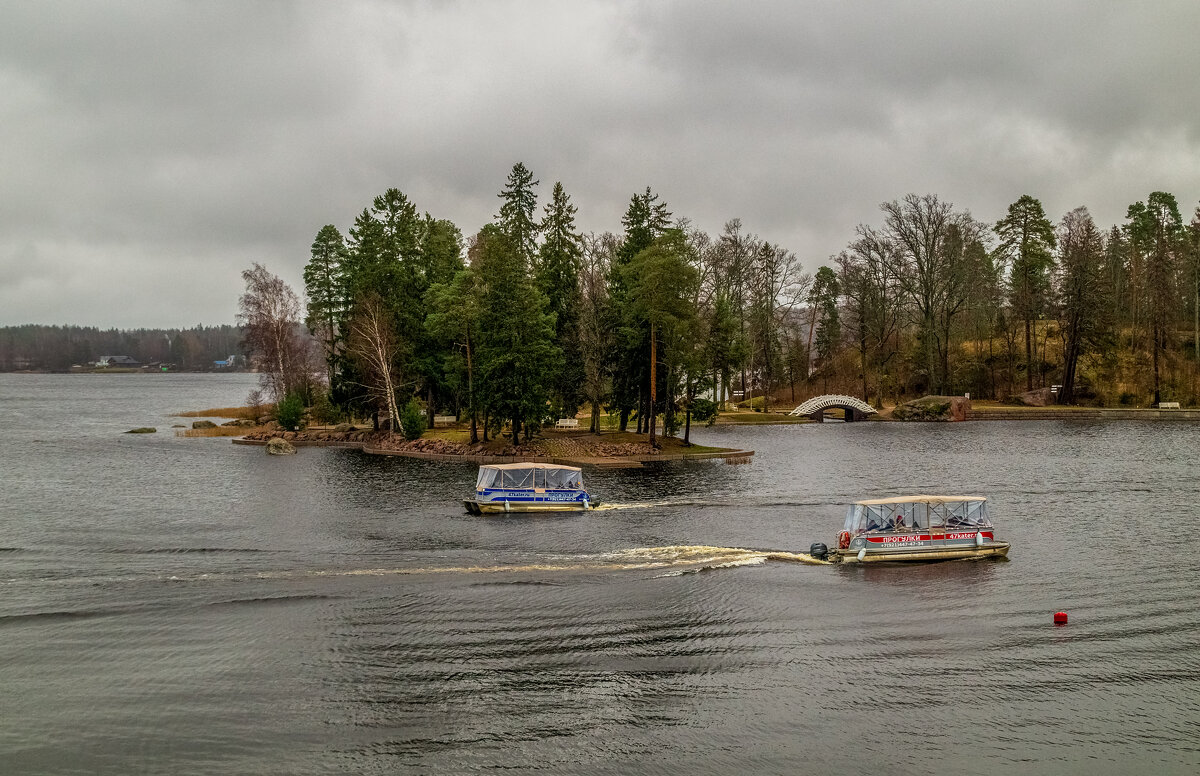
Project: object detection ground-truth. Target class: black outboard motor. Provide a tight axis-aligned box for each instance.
[809,542,829,560]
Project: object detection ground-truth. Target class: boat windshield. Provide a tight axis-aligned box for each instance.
[476,466,584,490]
[843,497,991,534]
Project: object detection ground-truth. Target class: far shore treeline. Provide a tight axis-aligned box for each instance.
[0,324,243,372]
[235,162,1200,444]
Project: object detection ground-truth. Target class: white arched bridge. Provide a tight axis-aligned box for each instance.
[788,395,877,422]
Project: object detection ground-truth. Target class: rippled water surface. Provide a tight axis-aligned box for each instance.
[3,374,1199,774]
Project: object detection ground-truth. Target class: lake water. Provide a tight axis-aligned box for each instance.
[2,373,1199,774]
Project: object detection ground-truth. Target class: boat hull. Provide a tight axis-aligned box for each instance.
[833,541,1010,563]
[464,498,598,515]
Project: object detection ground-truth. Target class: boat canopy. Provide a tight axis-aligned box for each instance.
[844,495,991,534]
[476,463,584,490]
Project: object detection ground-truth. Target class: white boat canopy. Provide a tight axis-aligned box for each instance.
[844,495,991,533]
[476,463,584,490]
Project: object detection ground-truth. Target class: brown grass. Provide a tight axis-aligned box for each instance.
[176,425,265,437]
[175,405,265,419]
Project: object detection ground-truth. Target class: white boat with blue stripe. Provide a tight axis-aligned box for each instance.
[464,463,598,514]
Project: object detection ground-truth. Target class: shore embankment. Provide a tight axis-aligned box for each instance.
[232,429,754,468]
[967,405,1200,421]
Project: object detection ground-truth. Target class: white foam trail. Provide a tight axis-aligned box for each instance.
[153,545,831,585]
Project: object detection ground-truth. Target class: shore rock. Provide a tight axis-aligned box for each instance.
[125,427,156,434]
[265,437,297,455]
[222,419,255,427]
[191,420,217,429]
[892,395,970,422]
[334,423,354,432]
[1006,387,1054,407]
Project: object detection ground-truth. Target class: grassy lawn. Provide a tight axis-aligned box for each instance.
[714,411,808,425]
[418,425,731,455]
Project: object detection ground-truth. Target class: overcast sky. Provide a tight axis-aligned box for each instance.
[3,1,1200,328]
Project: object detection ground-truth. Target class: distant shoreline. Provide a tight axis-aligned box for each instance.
[1,374,255,379]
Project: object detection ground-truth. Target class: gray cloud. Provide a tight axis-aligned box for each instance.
[2,0,1199,327]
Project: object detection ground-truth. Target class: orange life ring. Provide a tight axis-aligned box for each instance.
[837,531,851,550]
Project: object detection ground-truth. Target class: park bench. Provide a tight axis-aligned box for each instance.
[554,418,580,430]
[1158,402,1181,409]
[433,415,457,427]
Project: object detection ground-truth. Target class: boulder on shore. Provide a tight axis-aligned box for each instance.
[892,395,970,422]
[1006,387,1054,407]
[265,437,297,455]
[222,418,256,427]
[191,420,217,429]
[126,427,156,434]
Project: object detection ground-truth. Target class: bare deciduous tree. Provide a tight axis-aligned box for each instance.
[579,232,616,433]
[238,263,313,402]
[346,292,405,435]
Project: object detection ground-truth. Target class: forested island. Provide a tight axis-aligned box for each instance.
[234,162,1200,448]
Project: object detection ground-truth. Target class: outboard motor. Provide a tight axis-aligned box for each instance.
[809,542,829,560]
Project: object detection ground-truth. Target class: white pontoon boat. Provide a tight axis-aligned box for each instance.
[825,495,1010,563]
[464,463,597,514]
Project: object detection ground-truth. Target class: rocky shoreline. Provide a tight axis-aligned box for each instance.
[232,429,755,467]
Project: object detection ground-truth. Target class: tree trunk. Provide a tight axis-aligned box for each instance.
[466,336,477,444]
[1024,317,1033,391]
[1152,324,1162,405]
[861,337,869,402]
[648,321,657,448]
[683,368,693,445]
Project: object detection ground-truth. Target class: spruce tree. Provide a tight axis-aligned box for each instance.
[537,182,585,418]
[497,162,540,264]
[474,225,559,445]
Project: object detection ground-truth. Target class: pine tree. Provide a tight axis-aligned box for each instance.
[1127,192,1183,404]
[608,187,672,430]
[1055,207,1108,404]
[621,229,698,446]
[995,195,1057,391]
[808,266,841,390]
[303,224,348,385]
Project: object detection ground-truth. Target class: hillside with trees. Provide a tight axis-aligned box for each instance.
[238,167,1200,443]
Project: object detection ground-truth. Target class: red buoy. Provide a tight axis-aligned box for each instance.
[1053,611,1068,625]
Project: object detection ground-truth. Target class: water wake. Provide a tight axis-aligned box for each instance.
[252,544,830,581]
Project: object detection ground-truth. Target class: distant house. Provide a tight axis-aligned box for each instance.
[96,355,140,367]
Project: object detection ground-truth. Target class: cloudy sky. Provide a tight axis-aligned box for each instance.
[3,1,1199,328]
